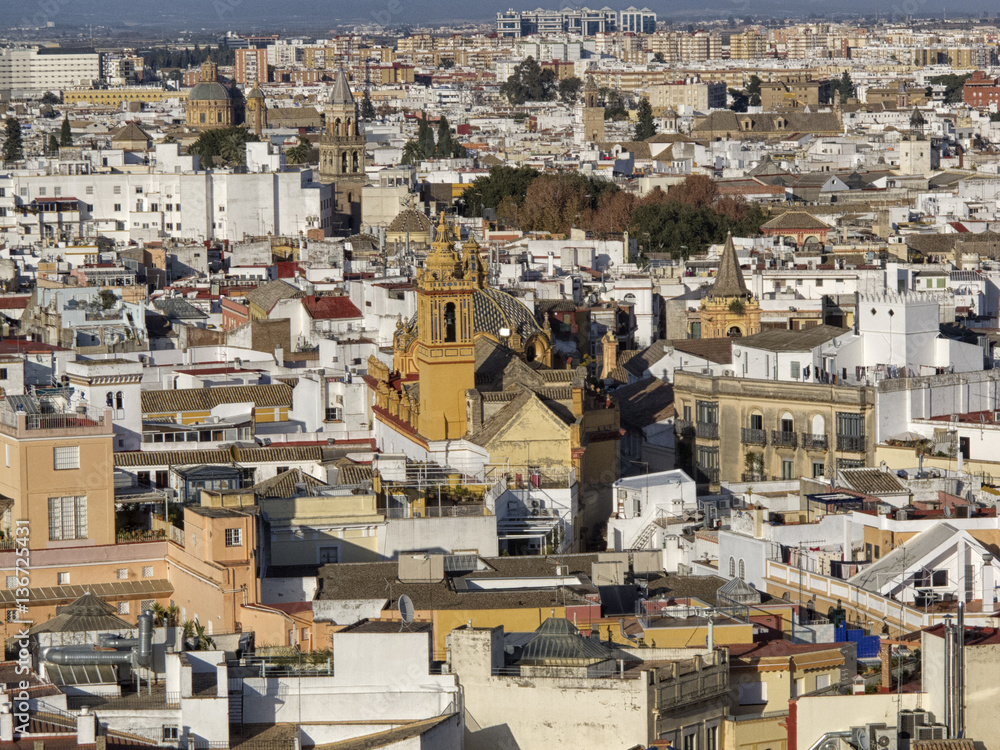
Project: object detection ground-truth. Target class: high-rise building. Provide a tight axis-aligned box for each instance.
[620,6,657,34]
[235,47,269,85]
[496,6,639,38]
[0,47,101,99]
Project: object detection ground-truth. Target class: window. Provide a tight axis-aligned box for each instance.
[812,461,825,478]
[225,528,243,547]
[781,459,794,480]
[750,413,763,430]
[683,733,696,750]
[113,186,122,195]
[38,187,46,196]
[816,278,824,287]
[793,677,805,698]
[142,565,154,578]
[706,726,718,750]
[116,568,128,580]
[683,405,691,422]
[135,186,143,194]
[85,186,93,195]
[141,599,154,612]
[916,569,948,587]
[696,400,718,424]
[6,610,17,623]
[117,601,130,615]
[790,361,800,379]
[57,572,70,585]
[443,302,457,342]
[53,446,80,470]
[0,369,7,380]
[48,496,87,541]
[163,726,179,742]
[739,682,767,705]
[319,546,339,563]
[816,674,830,690]
[729,557,736,577]
[114,203,121,212]
[738,559,745,580]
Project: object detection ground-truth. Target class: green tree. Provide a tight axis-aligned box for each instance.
[434,115,465,158]
[439,58,454,69]
[151,602,179,627]
[653,52,665,63]
[400,140,424,165]
[183,620,215,651]
[416,115,435,159]
[286,140,312,165]
[729,88,749,112]
[746,75,762,106]
[458,165,541,218]
[2,116,23,162]
[634,98,657,141]
[838,71,856,102]
[187,126,258,167]
[558,76,583,104]
[47,134,60,156]
[928,73,971,104]
[40,91,60,105]
[500,56,557,105]
[59,115,73,147]
[360,90,376,120]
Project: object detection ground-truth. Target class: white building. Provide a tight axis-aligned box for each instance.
[0,47,101,99]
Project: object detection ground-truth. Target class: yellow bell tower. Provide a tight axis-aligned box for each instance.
[415,214,477,441]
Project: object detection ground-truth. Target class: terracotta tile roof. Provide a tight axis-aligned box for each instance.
[669,338,733,365]
[614,377,674,429]
[245,279,304,314]
[302,295,363,320]
[140,383,292,414]
[114,444,323,468]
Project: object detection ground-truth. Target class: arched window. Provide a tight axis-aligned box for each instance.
[334,118,342,136]
[729,557,736,577]
[352,151,359,172]
[812,414,825,436]
[341,152,348,172]
[106,391,114,407]
[780,411,794,434]
[444,302,457,343]
[727,326,743,338]
[738,559,746,580]
[116,391,124,410]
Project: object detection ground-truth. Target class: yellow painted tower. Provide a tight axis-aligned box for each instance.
[414,214,477,440]
[699,232,761,339]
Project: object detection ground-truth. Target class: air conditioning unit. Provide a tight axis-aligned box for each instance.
[915,725,945,741]
[531,499,540,509]
[555,565,568,576]
[870,726,897,750]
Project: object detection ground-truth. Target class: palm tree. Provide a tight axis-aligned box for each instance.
[286,140,312,165]
[400,139,423,165]
[151,602,179,627]
[183,619,215,651]
[219,131,247,166]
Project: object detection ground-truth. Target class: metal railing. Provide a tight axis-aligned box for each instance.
[741,473,769,483]
[741,428,766,445]
[674,419,694,437]
[801,433,828,451]
[0,408,107,432]
[836,434,866,453]
[116,529,166,543]
[771,430,797,447]
[697,467,720,484]
[696,421,719,439]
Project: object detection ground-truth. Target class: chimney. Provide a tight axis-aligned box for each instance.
[547,251,555,276]
[77,708,96,745]
[983,554,995,608]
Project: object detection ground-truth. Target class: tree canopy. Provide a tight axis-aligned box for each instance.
[558,77,583,104]
[60,115,73,147]
[2,117,23,162]
[634,98,657,141]
[458,165,541,218]
[928,73,970,104]
[500,56,558,105]
[837,71,856,102]
[187,126,258,167]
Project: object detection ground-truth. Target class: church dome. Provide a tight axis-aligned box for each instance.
[387,208,432,234]
[188,81,234,102]
[405,287,541,344]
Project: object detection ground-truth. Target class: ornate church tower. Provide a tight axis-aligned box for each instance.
[699,232,761,339]
[580,76,605,144]
[245,79,267,137]
[414,214,477,441]
[319,69,367,230]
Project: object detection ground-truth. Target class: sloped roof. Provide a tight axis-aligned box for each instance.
[761,210,832,231]
[468,387,572,448]
[330,69,354,105]
[301,295,362,320]
[614,377,674,429]
[27,592,131,634]
[710,233,749,298]
[111,121,152,144]
[738,325,849,353]
[849,523,964,592]
[246,279,304,314]
[153,297,208,320]
[253,468,329,499]
[140,383,292,414]
[387,208,432,234]
[670,338,733,365]
[838,467,908,496]
[517,617,614,665]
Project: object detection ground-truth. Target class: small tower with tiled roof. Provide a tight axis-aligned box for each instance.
[698,232,760,339]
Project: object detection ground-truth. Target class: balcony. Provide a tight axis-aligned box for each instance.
[741,428,766,445]
[675,419,694,437]
[802,433,828,451]
[836,434,867,453]
[741,473,769,483]
[696,421,719,439]
[697,467,720,484]
[771,430,797,448]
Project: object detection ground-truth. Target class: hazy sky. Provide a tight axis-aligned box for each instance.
[0,0,981,29]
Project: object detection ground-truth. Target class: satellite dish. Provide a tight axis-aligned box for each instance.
[854,728,871,750]
[398,594,415,625]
